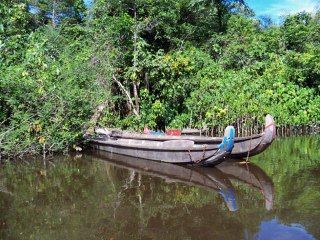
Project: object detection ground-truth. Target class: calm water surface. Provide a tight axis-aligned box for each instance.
[0,136,319,240]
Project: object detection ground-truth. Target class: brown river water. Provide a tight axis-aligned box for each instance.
[0,136,319,240]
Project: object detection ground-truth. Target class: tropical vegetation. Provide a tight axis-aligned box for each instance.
[1,0,319,157]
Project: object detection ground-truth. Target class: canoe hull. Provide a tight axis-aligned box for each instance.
[88,126,235,166]
[91,132,270,161]
[87,115,275,164]
[98,114,275,159]
[89,140,220,163]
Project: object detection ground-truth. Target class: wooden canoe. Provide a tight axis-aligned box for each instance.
[94,114,275,159]
[87,126,235,166]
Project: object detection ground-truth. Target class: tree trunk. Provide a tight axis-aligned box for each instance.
[133,8,140,114]
[84,101,109,135]
[52,0,58,28]
[85,74,140,135]
[215,0,223,32]
[112,74,139,117]
[133,82,140,114]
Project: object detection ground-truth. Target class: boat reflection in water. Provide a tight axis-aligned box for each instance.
[216,159,274,211]
[88,150,274,212]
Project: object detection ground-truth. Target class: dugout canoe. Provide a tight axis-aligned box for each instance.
[87,126,235,166]
[93,114,275,159]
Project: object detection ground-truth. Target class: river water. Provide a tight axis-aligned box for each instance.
[0,136,319,240]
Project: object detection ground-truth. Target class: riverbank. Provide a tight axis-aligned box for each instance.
[1,122,319,161]
[1,2,319,162]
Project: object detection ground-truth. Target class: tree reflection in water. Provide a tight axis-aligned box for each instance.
[0,136,319,239]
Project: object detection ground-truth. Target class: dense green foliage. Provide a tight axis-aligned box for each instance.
[1,0,319,157]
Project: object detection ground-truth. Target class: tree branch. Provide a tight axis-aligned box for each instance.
[112,74,140,117]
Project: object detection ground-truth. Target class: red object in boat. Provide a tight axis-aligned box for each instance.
[166,129,181,136]
[144,126,149,134]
